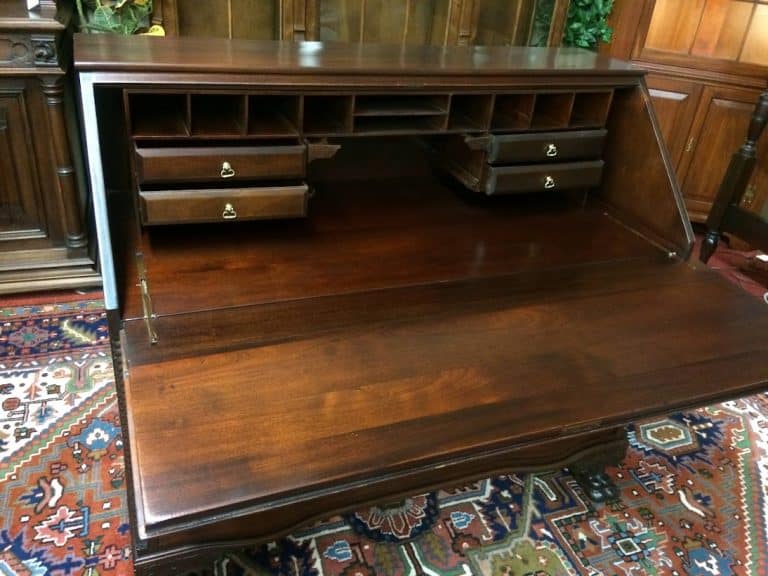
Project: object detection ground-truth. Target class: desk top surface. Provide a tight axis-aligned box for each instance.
[74,34,637,77]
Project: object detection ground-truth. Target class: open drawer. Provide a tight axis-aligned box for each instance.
[467,129,607,164]
[138,184,309,225]
[134,143,306,184]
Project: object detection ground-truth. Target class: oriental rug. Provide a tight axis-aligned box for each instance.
[1,298,767,576]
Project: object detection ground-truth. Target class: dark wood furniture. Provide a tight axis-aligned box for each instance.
[0,0,99,293]
[603,0,768,223]
[152,0,572,47]
[74,35,768,575]
[701,90,768,263]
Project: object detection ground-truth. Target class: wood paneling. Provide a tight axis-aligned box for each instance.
[175,0,230,37]
[691,0,753,60]
[171,0,282,39]
[740,3,768,65]
[645,0,706,53]
[316,0,455,45]
[317,0,363,41]
[0,3,99,292]
[157,0,571,46]
[474,0,535,46]
[600,0,649,59]
[619,0,768,222]
[231,0,279,40]
[641,0,768,67]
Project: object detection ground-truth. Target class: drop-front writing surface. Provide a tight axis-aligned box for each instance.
[74,34,768,575]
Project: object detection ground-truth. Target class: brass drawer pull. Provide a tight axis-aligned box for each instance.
[220,161,236,179]
[222,202,238,220]
[544,176,556,189]
[545,143,558,157]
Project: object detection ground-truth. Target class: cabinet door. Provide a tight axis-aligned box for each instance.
[315,0,455,44]
[681,85,768,222]
[645,74,702,173]
[158,0,283,39]
[0,85,48,245]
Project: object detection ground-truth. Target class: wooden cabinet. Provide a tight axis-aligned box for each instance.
[605,0,768,222]
[0,84,45,242]
[681,85,768,221]
[640,0,768,72]
[643,76,768,224]
[155,0,572,46]
[645,75,701,171]
[0,1,99,293]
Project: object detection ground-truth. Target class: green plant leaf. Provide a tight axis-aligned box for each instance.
[563,0,614,49]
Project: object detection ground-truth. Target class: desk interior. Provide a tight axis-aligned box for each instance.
[122,161,663,322]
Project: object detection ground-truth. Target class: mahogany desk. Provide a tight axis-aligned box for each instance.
[74,35,768,574]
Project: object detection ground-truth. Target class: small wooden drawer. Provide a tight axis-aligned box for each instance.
[138,184,309,225]
[471,129,606,165]
[135,144,306,184]
[485,160,604,196]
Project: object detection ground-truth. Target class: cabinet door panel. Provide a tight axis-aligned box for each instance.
[690,0,752,60]
[474,0,536,46]
[645,0,706,53]
[173,0,281,39]
[682,86,768,221]
[231,0,279,40]
[318,0,451,44]
[645,75,702,173]
[740,4,768,66]
[0,89,46,242]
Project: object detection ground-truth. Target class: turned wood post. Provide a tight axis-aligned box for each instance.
[700,90,768,263]
[41,76,87,249]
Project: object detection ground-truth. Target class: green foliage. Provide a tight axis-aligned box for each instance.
[564,0,614,49]
[75,0,152,35]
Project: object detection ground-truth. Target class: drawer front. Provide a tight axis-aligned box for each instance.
[485,129,606,164]
[135,144,306,184]
[139,184,309,225]
[485,160,604,196]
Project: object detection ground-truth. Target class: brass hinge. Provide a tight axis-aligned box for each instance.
[136,253,159,345]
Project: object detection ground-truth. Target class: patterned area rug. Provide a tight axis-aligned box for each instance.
[0,300,132,575]
[1,299,767,576]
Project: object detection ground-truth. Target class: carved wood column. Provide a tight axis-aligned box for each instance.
[40,76,86,248]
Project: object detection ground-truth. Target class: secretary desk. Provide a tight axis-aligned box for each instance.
[74,34,768,574]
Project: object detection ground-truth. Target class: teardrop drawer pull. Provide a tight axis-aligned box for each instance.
[222,203,238,220]
[544,176,556,189]
[545,143,558,157]
[220,161,236,179]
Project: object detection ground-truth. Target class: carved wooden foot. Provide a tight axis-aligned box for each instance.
[700,230,720,264]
